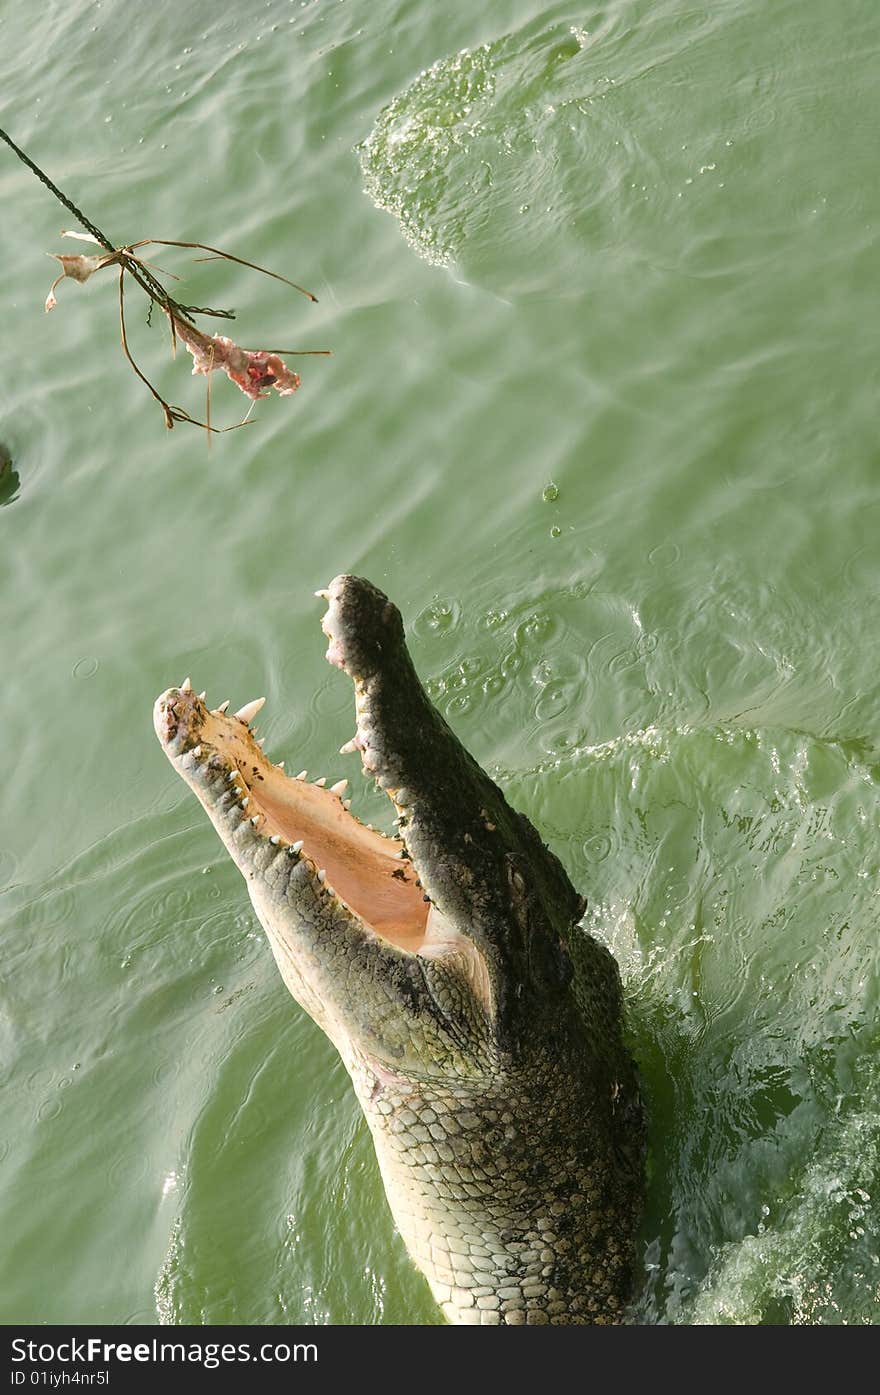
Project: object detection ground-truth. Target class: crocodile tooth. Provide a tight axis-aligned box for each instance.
[313,776,327,787]
[314,588,331,599]
[256,738,266,748]
[217,700,230,714]
[269,835,281,845]
[331,779,348,796]
[317,868,326,883]
[277,760,285,770]
[343,799,351,811]
[250,815,260,826]
[198,691,206,702]
[181,677,192,692]
[291,840,304,853]
[235,697,266,724]
[241,796,249,808]
[339,738,358,755]
[192,744,202,758]
[296,770,308,781]
[226,769,240,783]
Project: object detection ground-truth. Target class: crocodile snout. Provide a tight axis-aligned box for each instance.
[153,682,205,752]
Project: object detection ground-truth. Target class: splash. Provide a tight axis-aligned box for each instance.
[357,23,594,268]
[510,721,880,1325]
[358,45,498,267]
[688,1055,880,1325]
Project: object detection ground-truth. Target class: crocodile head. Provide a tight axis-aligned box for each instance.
[154,575,643,1325]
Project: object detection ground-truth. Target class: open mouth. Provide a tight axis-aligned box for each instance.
[154,574,587,1040]
[152,680,439,953]
[152,576,466,959]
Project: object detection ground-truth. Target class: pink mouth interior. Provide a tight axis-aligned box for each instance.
[253,776,430,949]
[175,699,431,952]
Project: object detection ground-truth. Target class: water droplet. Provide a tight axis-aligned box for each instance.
[482,608,508,630]
[535,682,569,721]
[72,657,99,679]
[416,598,459,636]
[648,542,680,568]
[550,526,561,539]
[542,482,559,502]
[447,694,472,717]
[500,650,524,678]
[516,612,554,645]
[583,831,613,863]
[608,648,640,675]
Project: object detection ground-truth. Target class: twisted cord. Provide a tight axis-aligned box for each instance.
[0,125,114,249]
[0,125,235,321]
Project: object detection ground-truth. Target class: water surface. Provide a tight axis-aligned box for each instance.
[1,0,878,1324]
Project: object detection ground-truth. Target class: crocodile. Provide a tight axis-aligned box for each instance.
[153,575,644,1324]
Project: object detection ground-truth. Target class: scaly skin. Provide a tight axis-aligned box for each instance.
[154,575,644,1324]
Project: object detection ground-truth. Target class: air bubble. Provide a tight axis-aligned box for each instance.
[416,599,459,635]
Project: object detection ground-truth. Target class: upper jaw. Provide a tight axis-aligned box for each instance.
[317,572,507,838]
[317,576,585,1000]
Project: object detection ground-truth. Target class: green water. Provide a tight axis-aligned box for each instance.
[1,0,878,1325]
